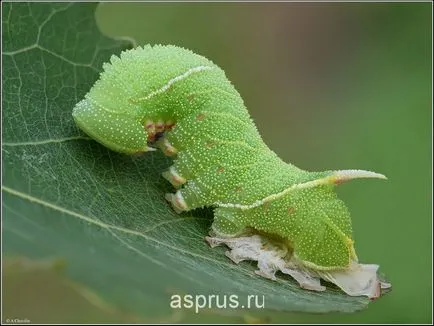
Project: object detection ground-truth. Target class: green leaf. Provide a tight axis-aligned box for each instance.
[2,3,371,322]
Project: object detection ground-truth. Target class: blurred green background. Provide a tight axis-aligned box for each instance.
[95,3,432,323]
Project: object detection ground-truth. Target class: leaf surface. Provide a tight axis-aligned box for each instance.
[2,3,370,322]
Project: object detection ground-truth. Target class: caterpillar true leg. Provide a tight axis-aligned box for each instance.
[164,191,188,214]
[156,137,178,156]
[162,166,186,188]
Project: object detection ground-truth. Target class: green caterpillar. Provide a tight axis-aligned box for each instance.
[72,44,390,298]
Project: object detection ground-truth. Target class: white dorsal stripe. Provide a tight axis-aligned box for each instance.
[216,169,387,211]
[138,65,213,101]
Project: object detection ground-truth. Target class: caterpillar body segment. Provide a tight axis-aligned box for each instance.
[72,44,389,298]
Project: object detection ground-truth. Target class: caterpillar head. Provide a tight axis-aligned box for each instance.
[72,98,152,154]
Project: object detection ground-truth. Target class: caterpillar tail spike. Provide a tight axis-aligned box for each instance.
[330,169,387,185]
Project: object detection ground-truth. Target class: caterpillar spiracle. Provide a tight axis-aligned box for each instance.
[72,44,391,298]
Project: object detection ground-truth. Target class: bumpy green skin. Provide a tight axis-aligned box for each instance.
[73,45,359,271]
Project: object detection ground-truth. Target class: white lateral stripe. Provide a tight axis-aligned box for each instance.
[216,178,330,210]
[141,66,213,101]
[216,169,386,210]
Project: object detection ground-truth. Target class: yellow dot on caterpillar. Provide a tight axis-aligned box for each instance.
[205,140,216,148]
[187,94,195,102]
